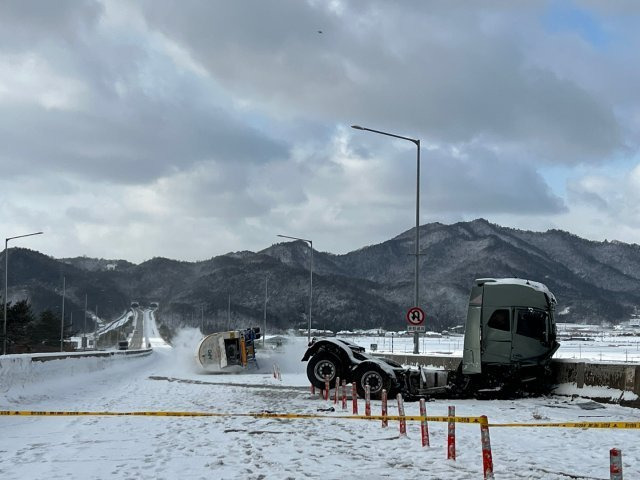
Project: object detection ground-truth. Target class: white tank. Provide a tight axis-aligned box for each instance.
[196,331,245,372]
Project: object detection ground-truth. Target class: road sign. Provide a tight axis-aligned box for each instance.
[406,307,425,326]
[407,325,426,332]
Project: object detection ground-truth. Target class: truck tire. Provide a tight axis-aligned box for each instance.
[355,363,392,400]
[306,352,343,390]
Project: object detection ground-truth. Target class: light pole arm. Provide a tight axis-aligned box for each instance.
[277,234,312,244]
[351,125,419,146]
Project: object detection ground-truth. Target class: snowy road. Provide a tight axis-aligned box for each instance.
[1,326,640,479]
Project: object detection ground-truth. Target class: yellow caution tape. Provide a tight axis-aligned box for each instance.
[489,421,640,429]
[0,411,637,429]
[0,410,478,422]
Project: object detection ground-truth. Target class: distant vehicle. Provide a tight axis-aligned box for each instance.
[196,328,261,372]
[302,278,560,400]
[117,341,129,350]
[130,301,139,308]
[150,302,159,309]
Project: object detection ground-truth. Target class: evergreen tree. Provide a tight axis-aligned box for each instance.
[4,300,35,353]
[28,309,61,349]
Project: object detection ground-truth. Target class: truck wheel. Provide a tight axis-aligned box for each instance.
[355,363,391,400]
[306,352,342,390]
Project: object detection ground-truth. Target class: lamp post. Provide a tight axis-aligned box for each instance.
[60,276,66,352]
[263,275,268,348]
[83,294,88,351]
[3,231,44,355]
[352,124,422,354]
[277,234,313,344]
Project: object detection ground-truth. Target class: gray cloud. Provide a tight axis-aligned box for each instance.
[0,0,639,261]
[0,0,103,49]
[139,0,626,164]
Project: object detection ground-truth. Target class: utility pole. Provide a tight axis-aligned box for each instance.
[227,294,231,330]
[94,304,98,349]
[60,276,65,352]
[83,294,87,351]
[263,275,269,348]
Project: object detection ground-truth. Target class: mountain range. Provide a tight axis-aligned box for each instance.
[2,218,640,335]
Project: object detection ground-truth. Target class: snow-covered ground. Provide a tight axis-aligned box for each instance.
[348,333,640,364]
[1,320,640,479]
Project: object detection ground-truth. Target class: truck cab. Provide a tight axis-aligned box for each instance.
[462,278,559,377]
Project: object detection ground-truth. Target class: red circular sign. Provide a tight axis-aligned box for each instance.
[406,307,425,325]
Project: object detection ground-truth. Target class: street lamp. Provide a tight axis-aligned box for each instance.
[60,276,66,352]
[3,231,44,355]
[277,234,313,344]
[263,275,268,348]
[352,124,422,354]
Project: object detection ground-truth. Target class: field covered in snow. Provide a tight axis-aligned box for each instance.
[346,331,640,364]
[1,319,640,479]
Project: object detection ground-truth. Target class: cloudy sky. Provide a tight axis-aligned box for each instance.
[1,0,640,262]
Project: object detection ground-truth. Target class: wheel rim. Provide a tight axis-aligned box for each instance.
[314,360,336,382]
[361,370,383,394]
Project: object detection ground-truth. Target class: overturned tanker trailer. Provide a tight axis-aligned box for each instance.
[302,278,560,400]
[196,328,261,372]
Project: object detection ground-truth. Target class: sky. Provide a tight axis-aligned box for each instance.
[1,1,640,263]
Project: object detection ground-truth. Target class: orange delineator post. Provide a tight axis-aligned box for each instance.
[480,415,493,479]
[610,448,623,480]
[351,382,358,414]
[447,406,456,460]
[365,385,371,417]
[324,375,329,401]
[419,398,429,447]
[381,389,388,428]
[341,379,347,410]
[397,393,407,437]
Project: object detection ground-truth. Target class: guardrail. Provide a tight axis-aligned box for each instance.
[29,348,153,363]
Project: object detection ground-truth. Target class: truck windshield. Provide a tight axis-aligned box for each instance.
[515,308,547,341]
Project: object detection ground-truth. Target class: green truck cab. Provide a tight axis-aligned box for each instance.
[462,278,559,388]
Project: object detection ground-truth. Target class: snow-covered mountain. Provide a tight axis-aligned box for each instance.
[3,219,640,334]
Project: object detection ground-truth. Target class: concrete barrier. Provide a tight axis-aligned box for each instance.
[0,349,154,393]
[30,348,153,362]
[372,353,640,404]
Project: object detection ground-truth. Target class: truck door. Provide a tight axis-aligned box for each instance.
[462,304,482,374]
[511,307,550,363]
[481,308,512,365]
